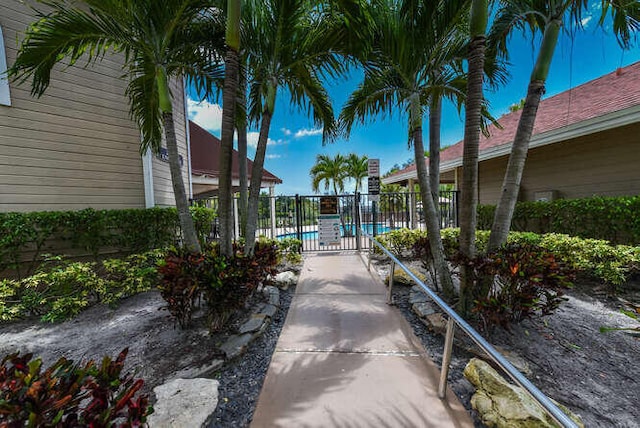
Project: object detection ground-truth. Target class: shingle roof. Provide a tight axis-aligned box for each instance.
[189,121,282,184]
[386,61,640,180]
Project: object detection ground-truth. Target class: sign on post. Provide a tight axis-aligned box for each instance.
[368,158,380,202]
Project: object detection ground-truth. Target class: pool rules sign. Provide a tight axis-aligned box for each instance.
[368,158,380,201]
[318,196,341,246]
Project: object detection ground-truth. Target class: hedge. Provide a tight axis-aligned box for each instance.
[477,195,640,245]
[0,207,215,278]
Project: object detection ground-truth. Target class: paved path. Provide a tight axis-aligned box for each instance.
[251,252,473,428]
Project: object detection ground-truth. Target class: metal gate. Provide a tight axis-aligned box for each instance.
[197,191,458,252]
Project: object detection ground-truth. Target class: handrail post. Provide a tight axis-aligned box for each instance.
[387,260,395,304]
[355,192,362,252]
[438,317,456,399]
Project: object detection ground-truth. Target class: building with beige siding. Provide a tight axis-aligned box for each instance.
[383,62,640,205]
[0,1,191,212]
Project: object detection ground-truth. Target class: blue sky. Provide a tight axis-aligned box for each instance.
[187,12,640,196]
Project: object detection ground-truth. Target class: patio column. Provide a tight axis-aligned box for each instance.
[269,186,276,239]
[233,197,240,240]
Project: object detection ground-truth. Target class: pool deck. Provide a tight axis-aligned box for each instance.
[250,251,473,428]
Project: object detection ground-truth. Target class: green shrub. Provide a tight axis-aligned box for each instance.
[101,249,165,305]
[0,207,215,278]
[0,348,151,426]
[274,237,303,265]
[478,195,640,245]
[375,228,427,256]
[452,243,575,330]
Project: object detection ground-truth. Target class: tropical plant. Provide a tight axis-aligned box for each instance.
[241,0,354,255]
[9,0,226,253]
[310,153,348,195]
[219,0,243,257]
[339,0,472,297]
[345,153,369,194]
[486,0,640,252]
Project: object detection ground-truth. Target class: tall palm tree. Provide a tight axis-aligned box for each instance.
[219,0,242,256]
[345,153,368,194]
[340,0,470,297]
[458,0,488,314]
[241,0,348,254]
[10,0,224,253]
[310,153,348,195]
[486,0,640,252]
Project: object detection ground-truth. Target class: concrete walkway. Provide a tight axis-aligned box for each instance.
[251,252,473,428]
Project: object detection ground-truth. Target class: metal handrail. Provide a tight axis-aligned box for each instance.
[362,231,579,428]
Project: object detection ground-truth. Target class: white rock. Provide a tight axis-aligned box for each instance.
[274,271,298,288]
[148,378,219,428]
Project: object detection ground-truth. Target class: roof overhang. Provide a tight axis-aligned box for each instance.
[192,175,277,189]
[383,105,640,185]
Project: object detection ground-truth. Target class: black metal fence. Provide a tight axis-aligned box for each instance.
[196,191,458,252]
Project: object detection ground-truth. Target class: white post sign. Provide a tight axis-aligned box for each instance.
[368,158,380,202]
[318,214,341,246]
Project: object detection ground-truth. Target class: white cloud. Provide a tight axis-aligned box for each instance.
[266,154,282,159]
[294,128,323,138]
[187,98,222,133]
[581,16,592,28]
[247,131,281,148]
[281,127,292,136]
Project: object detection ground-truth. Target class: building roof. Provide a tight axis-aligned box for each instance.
[189,120,282,184]
[384,61,640,183]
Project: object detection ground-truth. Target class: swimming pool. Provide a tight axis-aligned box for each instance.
[277,223,393,240]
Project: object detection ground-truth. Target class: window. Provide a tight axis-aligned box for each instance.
[0,25,11,106]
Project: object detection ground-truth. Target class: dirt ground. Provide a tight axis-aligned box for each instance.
[0,291,262,397]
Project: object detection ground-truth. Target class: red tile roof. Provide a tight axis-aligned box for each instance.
[189,121,282,184]
[386,61,640,179]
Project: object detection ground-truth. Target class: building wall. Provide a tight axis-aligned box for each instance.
[477,122,640,205]
[0,1,190,212]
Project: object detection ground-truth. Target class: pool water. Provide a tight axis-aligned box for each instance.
[277,223,392,240]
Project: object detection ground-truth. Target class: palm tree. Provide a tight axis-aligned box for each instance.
[340,0,470,297]
[241,0,348,254]
[9,0,224,253]
[345,153,368,194]
[310,153,348,195]
[486,0,640,252]
[219,0,242,256]
[458,0,488,314]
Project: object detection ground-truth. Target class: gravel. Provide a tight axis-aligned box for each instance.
[207,285,294,428]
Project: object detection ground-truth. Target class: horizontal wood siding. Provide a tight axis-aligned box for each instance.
[478,122,640,204]
[152,78,191,207]
[0,2,145,212]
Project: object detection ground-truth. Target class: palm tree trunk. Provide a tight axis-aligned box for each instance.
[245,111,273,255]
[414,128,454,298]
[219,0,242,257]
[429,96,442,214]
[237,70,248,240]
[156,67,201,253]
[487,19,560,252]
[458,0,487,315]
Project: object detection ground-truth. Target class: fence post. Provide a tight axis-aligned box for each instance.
[295,194,303,245]
[387,260,395,304]
[355,192,362,252]
[269,191,276,239]
[372,200,378,237]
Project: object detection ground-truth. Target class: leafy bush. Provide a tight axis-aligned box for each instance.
[0,251,165,323]
[374,228,427,256]
[274,237,303,265]
[478,195,640,245]
[157,241,280,332]
[452,243,575,330]
[0,348,151,426]
[0,207,215,278]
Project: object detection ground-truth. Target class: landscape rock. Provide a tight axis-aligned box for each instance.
[171,359,224,379]
[220,333,253,360]
[424,312,447,334]
[257,303,278,318]
[409,288,430,304]
[264,285,280,307]
[273,271,298,290]
[239,314,268,334]
[386,268,426,286]
[463,358,584,428]
[148,378,219,428]
[412,301,437,318]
